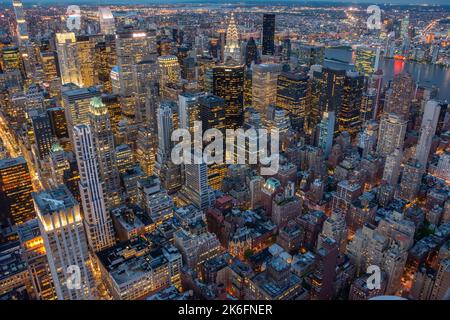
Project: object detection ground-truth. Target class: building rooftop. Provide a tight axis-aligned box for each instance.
[32,185,77,215]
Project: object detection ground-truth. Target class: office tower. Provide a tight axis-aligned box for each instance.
[252,63,282,117]
[114,144,133,174]
[211,63,245,129]
[276,72,308,131]
[296,44,325,66]
[73,124,115,252]
[337,71,364,138]
[155,101,182,194]
[62,85,101,134]
[317,111,335,157]
[75,35,98,88]
[55,33,82,86]
[12,0,29,46]
[88,97,121,207]
[132,59,159,123]
[306,65,323,130]
[382,148,402,185]
[317,209,347,254]
[354,46,380,76]
[49,144,70,187]
[157,55,181,95]
[99,7,115,35]
[39,51,60,96]
[94,35,116,93]
[262,14,275,55]
[101,93,121,135]
[244,69,253,107]
[30,111,55,160]
[376,113,407,157]
[135,127,156,176]
[17,219,56,300]
[47,107,68,139]
[0,157,34,227]
[179,162,215,211]
[416,100,440,167]
[385,73,414,119]
[33,186,95,300]
[116,28,157,96]
[320,67,346,115]
[199,95,226,190]
[224,13,241,63]
[178,92,205,134]
[360,88,377,123]
[245,37,258,67]
[399,159,424,202]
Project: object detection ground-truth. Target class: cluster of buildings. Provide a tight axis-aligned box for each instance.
[0,1,449,300]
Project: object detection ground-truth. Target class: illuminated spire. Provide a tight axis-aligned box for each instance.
[224,12,241,63]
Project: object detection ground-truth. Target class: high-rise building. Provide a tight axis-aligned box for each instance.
[262,14,275,56]
[33,186,95,300]
[98,7,116,35]
[12,0,29,46]
[55,33,82,86]
[30,111,55,160]
[211,63,245,129]
[276,72,308,131]
[252,63,282,117]
[199,95,226,190]
[320,67,346,115]
[317,209,347,254]
[47,107,68,139]
[416,100,440,167]
[337,71,364,137]
[88,97,121,207]
[376,113,407,157]
[115,28,156,96]
[317,111,335,157]
[75,35,97,88]
[0,157,35,227]
[224,13,241,63]
[157,55,181,97]
[73,124,115,252]
[178,162,215,211]
[354,46,380,76]
[382,148,403,185]
[385,73,414,119]
[155,101,182,194]
[399,159,424,202]
[245,37,258,67]
[62,85,101,135]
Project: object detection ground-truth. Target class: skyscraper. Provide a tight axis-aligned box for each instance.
[178,162,215,211]
[99,7,116,35]
[88,97,121,207]
[245,37,258,67]
[416,100,440,167]
[157,55,181,97]
[382,148,403,185]
[115,28,157,96]
[211,63,245,129]
[354,46,380,76]
[73,124,115,252]
[55,33,82,86]
[337,71,364,138]
[318,111,335,157]
[0,157,35,227]
[252,63,282,117]
[385,73,414,119]
[262,14,275,56]
[33,186,95,300]
[376,113,407,157]
[276,72,308,131]
[12,0,29,46]
[224,13,241,63]
[399,159,424,202]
